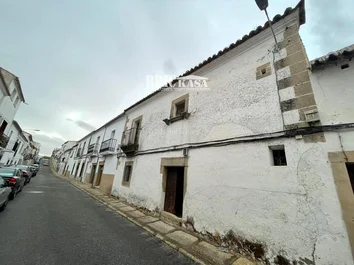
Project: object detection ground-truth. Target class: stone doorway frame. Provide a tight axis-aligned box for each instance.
[329,151,354,255]
[160,157,188,217]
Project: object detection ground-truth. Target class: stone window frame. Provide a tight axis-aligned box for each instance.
[130,116,143,145]
[166,94,190,124]
[256,62,272,80]
[122,161,134,187]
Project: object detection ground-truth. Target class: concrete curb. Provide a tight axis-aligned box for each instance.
[49,164,255,265]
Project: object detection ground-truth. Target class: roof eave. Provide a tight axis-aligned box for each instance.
[124,0,306,113]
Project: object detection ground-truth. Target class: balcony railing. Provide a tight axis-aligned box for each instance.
[87,143,99,155]
[100,138,117,153]
[120,127,140,156]
[0,134,9,149]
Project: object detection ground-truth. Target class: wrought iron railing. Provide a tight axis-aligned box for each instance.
[100,138,117,152]
[121,127,141,146]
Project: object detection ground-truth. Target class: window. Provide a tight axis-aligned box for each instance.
[269,145,287,166]
[111,130,115,139]
[175,101,186,116]
[122,162,133,187]
[14,96,20,107]
[170,94,189,119]
[10,88,17,101]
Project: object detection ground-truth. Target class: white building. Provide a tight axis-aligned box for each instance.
[0,121,29,166]
[0,67,25,137]
[51,1,354,263]
[106,2,353,264]
[70,113,125,194]
[55,140,77,175]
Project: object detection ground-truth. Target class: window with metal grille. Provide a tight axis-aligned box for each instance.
[269,145,287,166]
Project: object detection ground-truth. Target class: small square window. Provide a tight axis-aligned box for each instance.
[175,101,186,116]
[261,68,267,75]
[122,163,133,186]
[170,94,189,120]
[269,145,287,166]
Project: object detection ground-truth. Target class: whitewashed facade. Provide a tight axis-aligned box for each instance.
[0,68,25,137]
[70,114,125,194]
[108,3,353,264]
[51,1,354,263]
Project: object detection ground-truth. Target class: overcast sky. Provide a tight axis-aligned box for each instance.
[1,0,353,156]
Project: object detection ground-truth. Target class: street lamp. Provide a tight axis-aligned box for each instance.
[23,129,40,132]
[254,0,278,49]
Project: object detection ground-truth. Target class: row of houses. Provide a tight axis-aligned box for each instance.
[0,67,40,166]
[52,1,354,263]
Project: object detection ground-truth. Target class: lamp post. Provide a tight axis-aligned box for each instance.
[254,0,279,49]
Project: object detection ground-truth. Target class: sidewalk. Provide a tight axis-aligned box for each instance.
[50,166,257,265]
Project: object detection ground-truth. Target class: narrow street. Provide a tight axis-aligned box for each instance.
[0,166,194,265]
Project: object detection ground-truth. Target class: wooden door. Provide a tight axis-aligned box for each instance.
[164,169,178,215]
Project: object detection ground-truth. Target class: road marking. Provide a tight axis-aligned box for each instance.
[25,191,44,194]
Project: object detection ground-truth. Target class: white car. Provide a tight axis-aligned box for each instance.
[0,176,11,212]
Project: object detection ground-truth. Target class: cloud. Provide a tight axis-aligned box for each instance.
[163,59,177,75]
[75,120,96,131]
[307,0,354,55]
[67,119,96,131]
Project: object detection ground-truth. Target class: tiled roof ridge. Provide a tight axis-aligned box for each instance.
[311,44,354,70]
[124,0,305,112]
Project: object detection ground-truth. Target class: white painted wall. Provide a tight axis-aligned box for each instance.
[311,61,354,126]
[110,16,353,264]
[112,137,352,264]
[122,21,291,153]
[0,80,22,136]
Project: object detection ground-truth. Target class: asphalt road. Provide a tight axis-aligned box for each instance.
[0,166,194,265]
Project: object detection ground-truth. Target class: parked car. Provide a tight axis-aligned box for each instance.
[30,165,38,177]
[15,165,33,184]
[0,176,11,211]
[0,167,26,200]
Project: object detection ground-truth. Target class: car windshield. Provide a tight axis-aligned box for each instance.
[16,166,28,170]
[0,168,15,176]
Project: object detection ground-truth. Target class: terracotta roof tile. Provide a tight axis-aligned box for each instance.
[125,0,305,112]
[311,44,354,70]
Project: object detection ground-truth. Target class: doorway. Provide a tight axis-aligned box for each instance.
[346,163,354,193]
[79,162,85,179]
[164,167,185,217]
[90,164,97,184]
[95,164,104,186]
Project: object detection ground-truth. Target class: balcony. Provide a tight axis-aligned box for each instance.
[120,127,140,157]
[87,143,99,156]
[0,134,9,149]
[100,138,117,154]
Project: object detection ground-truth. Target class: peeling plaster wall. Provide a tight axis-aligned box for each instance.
[112,139,353,264]
[123,18,293,151]
[109,15,353,264]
